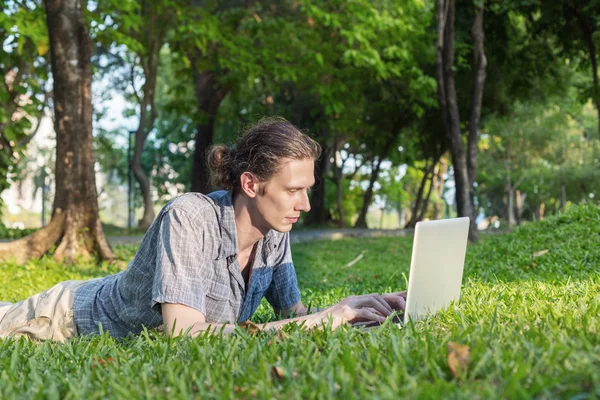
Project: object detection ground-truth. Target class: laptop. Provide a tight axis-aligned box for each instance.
[402,216,470,323]
[354,217,470,327]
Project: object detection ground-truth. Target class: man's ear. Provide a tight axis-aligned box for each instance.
[239,172,260,198]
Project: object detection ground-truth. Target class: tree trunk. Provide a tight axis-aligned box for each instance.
[399,207,407,228]
[405,161,434,229]
[304,142,332,226]
[131,103,156,229]
[506,174,516,228]
[467,1,486,219]
[0,0,114,263]
[335,173,345,228]
[433,156,448,219]
[436,0,479,241]
[190,65,229,193]
[131,82,157,229]
[573,7,600,135]
[0,211,66,264]
[403,206,411,228]
[354,156,385,229]
[417,169,435,222]
[515,189,523,225]
[535,203,545,221]
[130,3,169,229]
[333,140,345,228]
[560,183,567,211]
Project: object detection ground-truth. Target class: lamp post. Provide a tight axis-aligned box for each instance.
[128,130,136,229]
[37,155,47,227]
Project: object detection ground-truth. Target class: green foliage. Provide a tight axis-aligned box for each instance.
[0,206,599,398]
[300,0,436,118]
[3,0,599,235]
[0,1,50,219]
[0,224,36,240]
[478,94,600,219]
[325,176,363,225]
[479,4,571,117]
[531,1,600,108]
[376,166,409,214]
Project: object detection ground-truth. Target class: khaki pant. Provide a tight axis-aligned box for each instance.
[0,280,86,342]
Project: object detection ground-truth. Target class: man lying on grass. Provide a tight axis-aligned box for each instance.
[0,117,406,342]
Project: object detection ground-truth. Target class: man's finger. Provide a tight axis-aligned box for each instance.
[381,294,406,311]
[359,293,394,313]
[364,306,383,316]
[372,294,395,314]
[381,291,407,300]
[354,308,386,323]
[362,296,393,317]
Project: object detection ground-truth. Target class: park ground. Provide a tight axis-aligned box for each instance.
[0,205,598,399]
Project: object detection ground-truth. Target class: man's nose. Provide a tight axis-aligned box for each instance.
[297,190,311,212]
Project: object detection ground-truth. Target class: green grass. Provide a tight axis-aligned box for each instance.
[1,205,599,399]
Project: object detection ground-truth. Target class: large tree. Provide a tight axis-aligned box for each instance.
[0,0,113,263]
[174,2,254,194]
[280,0,436,227]
[435,0,487,241]
[122,1,172,229]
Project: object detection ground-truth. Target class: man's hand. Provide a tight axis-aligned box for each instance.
[311,292,405,330]
[380,291,407,312]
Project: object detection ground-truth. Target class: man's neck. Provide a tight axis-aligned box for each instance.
[232,194,265,254]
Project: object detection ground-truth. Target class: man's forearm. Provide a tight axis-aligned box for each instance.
[275,301,332,318]
[263,312,329,330]
[180,312,327,337]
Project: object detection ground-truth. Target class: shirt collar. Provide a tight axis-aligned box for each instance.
[209,190,238,261]
[210,190,275,262]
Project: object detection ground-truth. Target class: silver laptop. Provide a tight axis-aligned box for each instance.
[402,217,470,323]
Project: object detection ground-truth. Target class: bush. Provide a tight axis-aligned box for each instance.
[0,224,37,240]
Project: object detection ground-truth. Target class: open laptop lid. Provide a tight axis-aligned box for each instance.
[403,217,470,323]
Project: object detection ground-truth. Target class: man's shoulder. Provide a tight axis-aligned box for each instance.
[167,192,217,209]
[162,192,222,221]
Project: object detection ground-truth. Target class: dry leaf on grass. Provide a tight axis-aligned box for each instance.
[234,386,257,397]
[447,342,470,379]
[532,249,549,257]
[239,321,262,335]
[93,357,115,367]
[271,366,298,381]
[271,366,285,380]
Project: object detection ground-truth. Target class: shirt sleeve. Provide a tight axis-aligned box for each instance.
[265,233,301,310]
[151,208,209,314]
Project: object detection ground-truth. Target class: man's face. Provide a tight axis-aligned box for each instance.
[254,157,315,233]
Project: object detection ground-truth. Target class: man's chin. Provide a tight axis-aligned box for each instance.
[272,224,293,233]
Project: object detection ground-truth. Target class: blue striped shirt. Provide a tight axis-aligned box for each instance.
[73,190,301,337]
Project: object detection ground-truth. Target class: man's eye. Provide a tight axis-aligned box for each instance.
[289,189,298,193]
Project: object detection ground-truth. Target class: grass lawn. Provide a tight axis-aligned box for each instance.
[0,205,599,399]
